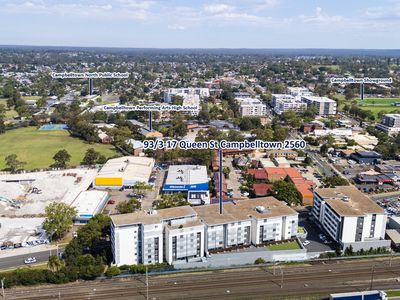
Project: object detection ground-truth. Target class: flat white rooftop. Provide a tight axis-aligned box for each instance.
[96,156,155,182]
[165,165,208,186]
[71,190,109,217]
[301,96,336,103]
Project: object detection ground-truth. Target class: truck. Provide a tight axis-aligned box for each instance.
[330,290,387,300]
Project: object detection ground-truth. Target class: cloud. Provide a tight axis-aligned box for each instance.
[204,4,235,14]
[299,7,345,24]
[168,24,185,30]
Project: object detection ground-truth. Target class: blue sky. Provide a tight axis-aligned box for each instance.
[0,0,398,48]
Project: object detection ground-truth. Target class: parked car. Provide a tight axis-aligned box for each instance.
[24,257,37,264]
[302,240,310,246]
[107,199,115,204]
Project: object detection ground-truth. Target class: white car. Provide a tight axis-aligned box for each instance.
[24,257,37,264]
[302,240,310,246]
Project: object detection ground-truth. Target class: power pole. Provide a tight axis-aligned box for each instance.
[146,266,149,300]
[280,266,283,289]
[1,277,5,298]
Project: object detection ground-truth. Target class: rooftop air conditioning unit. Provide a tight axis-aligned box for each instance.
[256,206,266,213]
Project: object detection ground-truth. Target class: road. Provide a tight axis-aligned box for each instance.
[0,246,63,270]
[6,258,400,299]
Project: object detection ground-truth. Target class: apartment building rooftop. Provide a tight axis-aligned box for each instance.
[111,205,197,226]
[112,197,296,227]
[315,186,383,216]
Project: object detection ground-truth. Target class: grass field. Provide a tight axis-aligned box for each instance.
[267,240,300,251]
[0,127,119,170]
[335,95,400,117]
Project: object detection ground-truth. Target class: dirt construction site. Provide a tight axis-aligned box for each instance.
[0,168,97,217]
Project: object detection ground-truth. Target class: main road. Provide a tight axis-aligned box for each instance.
[6,258,400,299]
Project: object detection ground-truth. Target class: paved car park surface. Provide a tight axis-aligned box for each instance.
[297,212,337,252]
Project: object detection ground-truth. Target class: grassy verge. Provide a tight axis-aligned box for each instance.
[267,240,301,251]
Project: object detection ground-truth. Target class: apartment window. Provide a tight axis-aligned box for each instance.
[172,236,177,261]
[148,255,151,259]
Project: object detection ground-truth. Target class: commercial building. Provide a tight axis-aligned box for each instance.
[349,151,382,165]
[376,114,400,136]
[312,186,389,250]
[301,96,337,116]
[71,190,109,223]
[164,88,210,103]
[110,197,298,266]
[163,165,210,205]
[237,98,267,117]
[93,156,155,189]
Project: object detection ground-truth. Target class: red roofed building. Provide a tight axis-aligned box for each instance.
[247,169,268,181]
[252,183,273,197]
[265,167,287,182]
[295,183,314,206]
[284,168,303,181]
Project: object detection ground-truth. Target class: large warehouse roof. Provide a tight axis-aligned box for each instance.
[96,156,155,183]
[163,165,208,191]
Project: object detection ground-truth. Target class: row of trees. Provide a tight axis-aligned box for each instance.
[3,148,108,172]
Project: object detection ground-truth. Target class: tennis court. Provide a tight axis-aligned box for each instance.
[39,124,68,131]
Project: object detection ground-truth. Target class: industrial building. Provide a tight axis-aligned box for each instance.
[163,165,210,205]
[349,151,382,165]
[312,186,390,250]
[110,197,298,266]
[93,156,155,189]
[71,190,109,223]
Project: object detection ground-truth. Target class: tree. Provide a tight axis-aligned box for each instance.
[4,154,26,173]
[48,255,65,272]
[116,198,141,214]
[304,156,312,166]
[105,266,121,278]
[323,176,349,187]
[154,193,189,209]
[82,148,100,166]
[52,149,71,168]
[271,181,300,206]
[43,202,77,240]
[254,257,266,264]
[0,104,6,134]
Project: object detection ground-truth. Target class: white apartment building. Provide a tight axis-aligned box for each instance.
[237,98,267,117]
[274,98,308,115]
[376,114,400,136]
[182,94,200,116]
[312,186,389,251]
[164,87,210,103]
[111,197,298,266]
[271,94,295,107]
[287,87,313,98]
[301,96,337,116]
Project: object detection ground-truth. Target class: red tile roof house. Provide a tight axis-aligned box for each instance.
[252,183,273,197]
[247,169,268,181]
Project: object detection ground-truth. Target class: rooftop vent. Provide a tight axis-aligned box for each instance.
[255,206,270,214]
[342,196,350,202]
